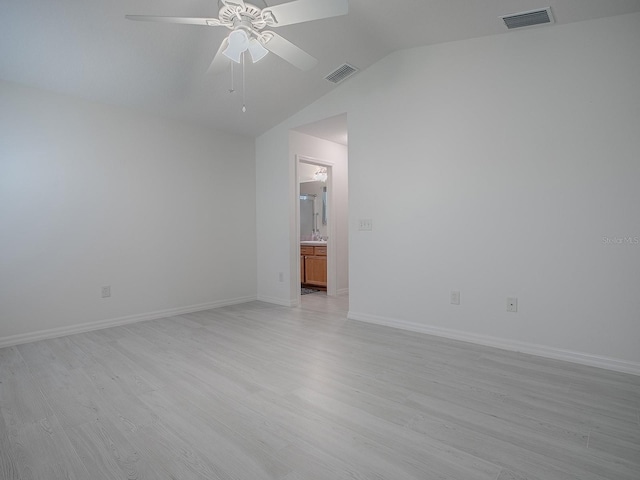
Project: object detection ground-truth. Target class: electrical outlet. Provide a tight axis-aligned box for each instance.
[101,286,111,298]
[358,218,373,231]
[450,291,460,305]
[507,297,518,312]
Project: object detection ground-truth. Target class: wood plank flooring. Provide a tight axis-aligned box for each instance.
[1,293,639,479]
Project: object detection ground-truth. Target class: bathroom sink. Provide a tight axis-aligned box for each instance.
[300,240,327,245]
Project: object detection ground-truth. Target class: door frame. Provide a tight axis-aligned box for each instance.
[294,154,337,304]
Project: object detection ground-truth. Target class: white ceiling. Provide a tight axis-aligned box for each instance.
[293,113,348,145]
[2,0,639,139]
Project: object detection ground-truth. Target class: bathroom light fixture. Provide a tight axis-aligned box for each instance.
[314,167,328,182]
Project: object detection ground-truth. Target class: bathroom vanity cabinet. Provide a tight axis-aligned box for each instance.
[300,244,327,288]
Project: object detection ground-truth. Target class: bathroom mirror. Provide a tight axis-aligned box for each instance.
[300,194,315,240]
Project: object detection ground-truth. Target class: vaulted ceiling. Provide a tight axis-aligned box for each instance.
[2,0,639,138]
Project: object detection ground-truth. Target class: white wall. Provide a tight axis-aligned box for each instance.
[256,13,640,373]
[0,81,256,344]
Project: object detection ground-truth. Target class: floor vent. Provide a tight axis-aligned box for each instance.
[500,7,554,29]
[325,63,358,84]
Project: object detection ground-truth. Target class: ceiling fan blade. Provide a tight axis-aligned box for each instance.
[221,0,246,8]
[262,0,348,27]
[125,15,222,27]
[207,38,231,75]
[261,32,317,71]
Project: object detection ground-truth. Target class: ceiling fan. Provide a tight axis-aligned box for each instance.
[126,0,349,74]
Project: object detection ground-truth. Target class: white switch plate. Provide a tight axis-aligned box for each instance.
[358,218,373,231]
[450,291,460,305]
[507,297,518,312]
[101,286,111,298]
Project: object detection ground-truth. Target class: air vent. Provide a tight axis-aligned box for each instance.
[500,7,554,29]
[325,63,358,84]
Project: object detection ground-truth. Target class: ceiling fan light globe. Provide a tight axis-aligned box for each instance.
[248,39,269,63]
[223,30,249,63]
[228,29,249,48]
[222,46,243,63]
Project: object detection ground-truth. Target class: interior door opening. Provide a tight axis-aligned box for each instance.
[290,113,348,306]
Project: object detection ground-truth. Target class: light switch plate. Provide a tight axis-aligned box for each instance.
[450,291,460,305]
[358,219,373,231]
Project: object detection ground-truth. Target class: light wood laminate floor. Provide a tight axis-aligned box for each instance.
[1,294,639,479]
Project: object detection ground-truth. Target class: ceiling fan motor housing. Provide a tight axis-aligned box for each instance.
[219,3,264,28]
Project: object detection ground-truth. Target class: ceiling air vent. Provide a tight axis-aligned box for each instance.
[500,7,554,29]
[325,63,358,84]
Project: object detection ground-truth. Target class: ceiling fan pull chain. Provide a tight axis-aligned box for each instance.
[229,61,235,93]
[242,51,247,113]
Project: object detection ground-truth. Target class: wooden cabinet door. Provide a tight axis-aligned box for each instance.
[304,256,327,287]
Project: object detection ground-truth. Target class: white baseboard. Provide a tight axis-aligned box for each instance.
[256,295,297,307]
[347,310,640,377]
[336,288,349,296]
[0,296,257,349]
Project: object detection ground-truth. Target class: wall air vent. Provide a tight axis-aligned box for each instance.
[500,7,554,29]
[325,64,358,84]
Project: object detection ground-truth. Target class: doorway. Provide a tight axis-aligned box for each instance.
[290,113,348,306]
